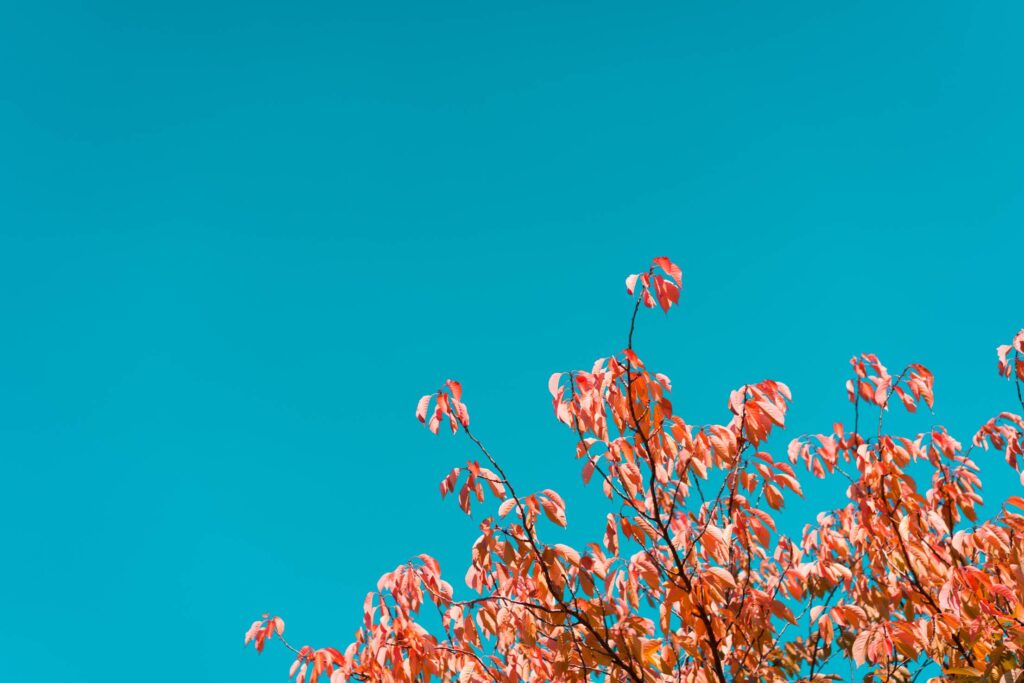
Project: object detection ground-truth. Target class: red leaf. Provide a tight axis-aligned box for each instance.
[445,379,462,402]
[651,256,683,287]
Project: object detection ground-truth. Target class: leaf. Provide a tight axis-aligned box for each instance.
[540,497,567,527]
[652,275,680,312]
[581,457,596,485]
[548,372,563,397]
[445,379,462,401]
[768,599,797,625]
[625,273,640,295]
[944,667,983,678]
[553,543,580,565]
[415,394,432,423]
[542,488,565,509]
[758,399,786,427]
[604,513,619,555]
[497,498,517,518]
[244,620,262,646]
[851,630,870,665]
[705,566,736,588]
[651,256,683,287]
[454,400,470,428]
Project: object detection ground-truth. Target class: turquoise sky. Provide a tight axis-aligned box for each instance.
[2,2,1023,681]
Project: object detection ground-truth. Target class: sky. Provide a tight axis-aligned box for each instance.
[1,1,1023,681]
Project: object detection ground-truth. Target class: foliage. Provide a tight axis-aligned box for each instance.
[245,258,1024,683]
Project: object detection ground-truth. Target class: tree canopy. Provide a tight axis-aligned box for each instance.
[246,258,1024,683]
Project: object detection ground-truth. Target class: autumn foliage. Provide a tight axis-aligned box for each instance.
[246,258,1024,683]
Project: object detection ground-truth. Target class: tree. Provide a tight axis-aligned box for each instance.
[245,257,1024,683]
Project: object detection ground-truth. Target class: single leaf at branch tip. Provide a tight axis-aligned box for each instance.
[651,256,683,287]
[415,394,431,423]
[655,372,672,391]
[625,273,640,295]
[548,372,563,397]
[445,379,462,401]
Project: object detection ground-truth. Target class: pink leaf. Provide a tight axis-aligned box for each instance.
[497,498,517,518]
[582,458,597,485]
[540,497,567,527]
[542,488,565,510]
[415,394,432,423]
[548,372,563,397]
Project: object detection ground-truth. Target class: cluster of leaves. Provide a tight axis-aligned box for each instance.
[246,258,1024,683]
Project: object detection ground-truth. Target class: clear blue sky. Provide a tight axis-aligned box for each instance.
[2,2,1022,681]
